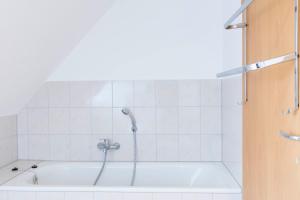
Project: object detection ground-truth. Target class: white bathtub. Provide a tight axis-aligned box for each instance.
[2,161,240,193]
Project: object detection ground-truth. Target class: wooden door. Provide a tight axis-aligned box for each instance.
[244,0,300,200]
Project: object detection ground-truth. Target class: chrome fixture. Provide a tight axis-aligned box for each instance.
[224,0,253,30]
[121,107,138,186]
[224,0,253,103]
[217,54,296,78]
[121,108,137,132]
[97,139,120,152]
[33,174,38,185]
[218,0,299,111]
[279,131,300,141]
[94,139,120,186]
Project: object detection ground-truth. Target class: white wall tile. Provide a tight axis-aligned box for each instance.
[178,80,201,106]
[182,193,212,200]
[179,107,201,134]
[157,135,179,161]
[156,107,178,134]
[155,81,178,106]
[91,108,113,134]
[69,82,92,106]
[0,115,17,138]
[69,135,91,161]
[18,80,224,162]
[49,108,69,134]
[50,135,70,160]
[134,108,156,134]
[113,108,132,134]
[91,81,113,107]
[0,136,18,167]
[201,80,221,106]
[28,108,49,134]
[18,135,28,159]
[36,192,65,200]
[28,135,50,160]
[0,191,7,200]
[17,110,27,135]
[179,135,201,161]
[113,81,134,107]
[112,134,133,161]
[222,106,242,136]
[221,77,243,185]
[213,193,242,200]
[222,133,242,163]
[69,108,91,134]
[7,191,36,200]
[48,82,70,107]
[0,116,18,166]
[65,192,93,200]
[201,107,221,134]
[221,77,242,107]
[134,81,156,107]
[137,134,157,161]
[201,135,221,161]
[153,193,181,200]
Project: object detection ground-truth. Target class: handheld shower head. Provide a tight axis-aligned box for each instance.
[121,108,137,132]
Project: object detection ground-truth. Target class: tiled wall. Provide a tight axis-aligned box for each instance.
[221,77,242,185]
[0,191,242,200]
[17,80,221,162]
[0,115,17,167]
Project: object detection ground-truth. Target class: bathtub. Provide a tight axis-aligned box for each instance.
[1,161,241,193]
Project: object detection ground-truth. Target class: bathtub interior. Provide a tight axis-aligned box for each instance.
[2,161,240,193]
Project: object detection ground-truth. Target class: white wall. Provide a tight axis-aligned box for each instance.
[221,0,243,186]
[48,0,223,81]
[0,0,114,116]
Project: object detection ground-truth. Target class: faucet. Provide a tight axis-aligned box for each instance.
[94,139,120,185]
[97,139,120,153]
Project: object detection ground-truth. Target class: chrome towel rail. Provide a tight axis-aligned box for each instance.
[279,131,300,141]
[224,0,253,30]
[218,0,299,111]
[217,53,297,78]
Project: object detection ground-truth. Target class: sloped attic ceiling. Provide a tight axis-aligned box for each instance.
[0,0,115,116]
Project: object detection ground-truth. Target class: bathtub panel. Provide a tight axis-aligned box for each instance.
[7,191,35,200]
[36,192,65,200]
[182,193,212,200]
[213,193,242,200]
[94,192,123,200]
[65,192,93,200]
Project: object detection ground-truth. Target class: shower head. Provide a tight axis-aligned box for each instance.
[121,108,130,115]
[121,108,137,132]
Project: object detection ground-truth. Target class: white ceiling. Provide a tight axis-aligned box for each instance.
[0,0,115,116]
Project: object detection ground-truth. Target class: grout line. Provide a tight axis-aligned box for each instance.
[221,80,224,162]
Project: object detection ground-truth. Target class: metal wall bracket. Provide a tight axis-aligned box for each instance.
[224,0,253,29]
